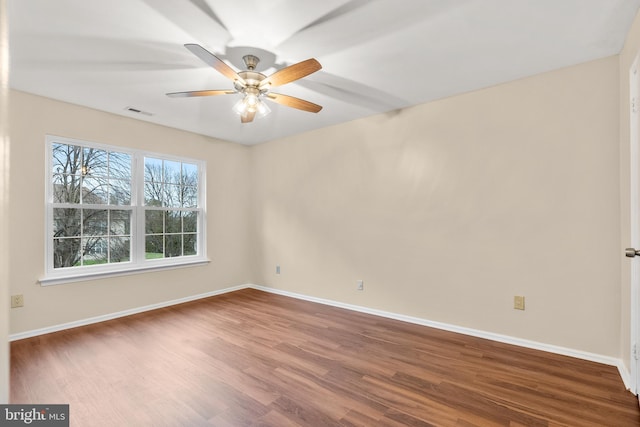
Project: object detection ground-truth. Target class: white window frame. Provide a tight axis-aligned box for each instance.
[41,135,208,286]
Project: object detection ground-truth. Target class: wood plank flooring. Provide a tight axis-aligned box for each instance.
[10,288,640,426]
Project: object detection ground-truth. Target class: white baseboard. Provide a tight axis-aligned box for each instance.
[8,284,247,342]
[619,361,633,392]
[248,284,633,392]
[9,282,633,392]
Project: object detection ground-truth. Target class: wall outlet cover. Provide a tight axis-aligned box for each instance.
[11,294,24,308]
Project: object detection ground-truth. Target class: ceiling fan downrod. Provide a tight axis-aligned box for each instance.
[242,55,260,71]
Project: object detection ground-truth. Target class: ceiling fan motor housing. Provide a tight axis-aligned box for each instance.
[235,70,269,95]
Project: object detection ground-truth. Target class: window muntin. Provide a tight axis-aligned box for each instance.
[45,136,206,282]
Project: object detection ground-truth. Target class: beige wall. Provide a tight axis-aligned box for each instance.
[8,91,253,334]
[619,9,640,378]
[0,0,9,403]
[252,56,621,357]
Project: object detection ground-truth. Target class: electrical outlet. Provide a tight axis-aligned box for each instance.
[357,280,364,291]
[11,294,24,308]
[514,295,525,310]
[276,265,280,275]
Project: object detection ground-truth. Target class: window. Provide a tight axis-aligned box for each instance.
[43,135,207,285]
[143,158,200,259]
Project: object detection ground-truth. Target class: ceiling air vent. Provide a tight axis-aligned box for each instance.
[124,106,153,116]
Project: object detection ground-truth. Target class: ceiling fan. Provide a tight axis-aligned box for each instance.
[167,44,323,123]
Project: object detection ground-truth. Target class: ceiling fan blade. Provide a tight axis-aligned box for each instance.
[267,93,323,113]
[184,43,246,86]
[260,59,322,88]
[241,110,256,123]
[166,89,235,98]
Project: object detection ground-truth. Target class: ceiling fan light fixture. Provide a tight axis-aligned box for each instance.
[233,94,270,119]
[256,99,271,117]
[245,93,259,107]
[232,97,248,115]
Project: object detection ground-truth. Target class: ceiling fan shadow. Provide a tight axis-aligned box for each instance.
[295,0,371,34]
[188,0,229,31]
[141,0,231,53]
[20,60,196,73]
[297,72,408,112]
[11,35,197,73]
[277,0,461,59]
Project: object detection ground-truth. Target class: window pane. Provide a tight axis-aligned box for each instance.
[164,160,181,184]
[165,211,181,233]
[53,144,81,176]
[110,237,130,263]
[83,147,108,177]
[145,235,164,259]
[183,211,197,233]
[53,174,81,203]
[54,238,81,268]
[110,210,131,236]
[83,237,108,265]
[165,235,182,257]
[144,182,163,207]
[83,209,108,236]
[53,208,81,237]
[109,152,131,179]
[182,186,198,208]
[82,176,108,204]
[184,234,197,256]
[144,157,163,182]
[164,184,181,208]
[145,210,163,234]
[182,163,198,186]
[109,179,131,205]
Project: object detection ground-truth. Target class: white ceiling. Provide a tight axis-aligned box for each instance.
[8,0,640,145]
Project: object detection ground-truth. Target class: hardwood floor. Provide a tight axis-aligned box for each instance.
[10,288,640,426]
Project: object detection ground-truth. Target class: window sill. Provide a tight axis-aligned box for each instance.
[39,258,211,286]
